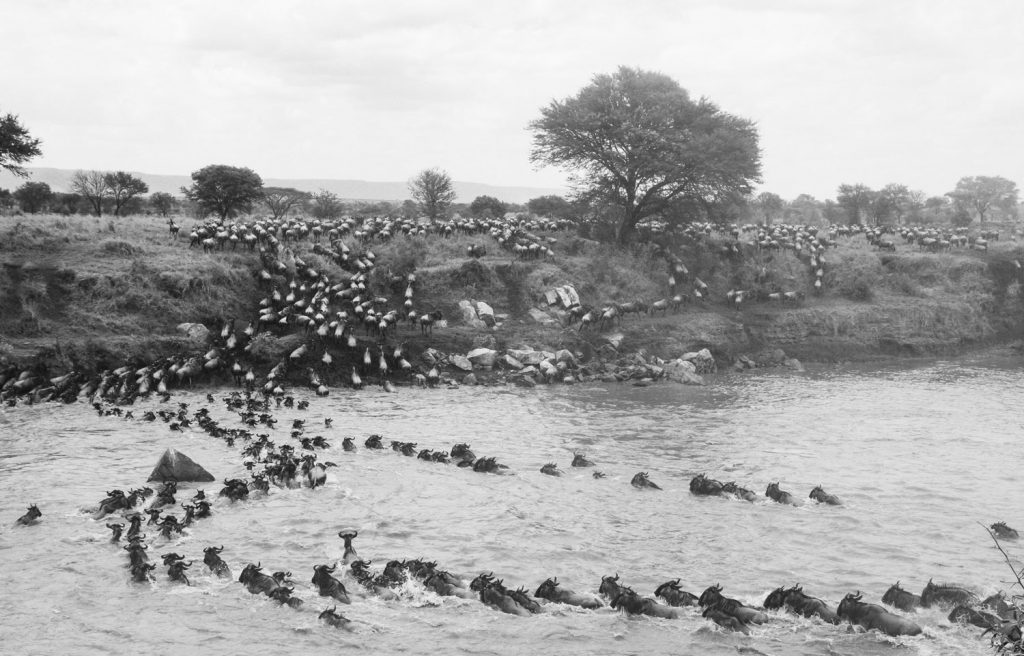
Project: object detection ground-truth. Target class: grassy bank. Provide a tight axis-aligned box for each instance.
[0,213,1022,377]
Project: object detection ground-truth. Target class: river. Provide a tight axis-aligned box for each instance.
[1,354,1021,656]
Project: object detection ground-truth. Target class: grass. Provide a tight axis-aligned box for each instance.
[0,212,1021,370]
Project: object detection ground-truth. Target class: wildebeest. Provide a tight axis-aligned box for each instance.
[654,579,699,607]
[534,577,603,609]
[312,564,351,604]
[203,546,232,578]
[837,591,922,636]
[809,485,842,505]
[881,581,920,612]
[920,579,978,608]
[763,585,839,624]
[16,504,41,526]
[238,562,281,596]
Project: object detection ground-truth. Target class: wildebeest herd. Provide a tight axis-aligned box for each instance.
[11,384,1024,653]
[5,213,1024,653]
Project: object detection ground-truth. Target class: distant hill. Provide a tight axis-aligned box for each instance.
[0,167,566,204]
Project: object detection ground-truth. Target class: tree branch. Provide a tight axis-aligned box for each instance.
[981,521,1024,591]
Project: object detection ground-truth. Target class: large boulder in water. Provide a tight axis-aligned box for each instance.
[147,448,215,483]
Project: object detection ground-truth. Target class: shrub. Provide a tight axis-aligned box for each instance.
[100,239,138,256]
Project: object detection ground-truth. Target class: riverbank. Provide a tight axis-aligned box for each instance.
[0,213,1022,384]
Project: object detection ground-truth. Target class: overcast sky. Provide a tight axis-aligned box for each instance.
[2,0,1021,200]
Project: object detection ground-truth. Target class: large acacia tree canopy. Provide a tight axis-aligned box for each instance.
[183,164,264,220]
[530,67,761,242]
[0,112,43,178]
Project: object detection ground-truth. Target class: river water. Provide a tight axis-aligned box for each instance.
[1,355,1021,656]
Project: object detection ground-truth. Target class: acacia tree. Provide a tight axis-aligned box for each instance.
[530,67,761,244]
[836,184,875,225]
[947,176,1019,225]
[0,112,42,178]
[409,167,457,222]
[755,191,784,225]
[149,192,175,216]
[104,171,149,216]
[70,170,110,216]
[469,194,507,219]
[262,187,309,220]
[309,189,343,219]
[527,194,574,220]
[182,164,264,221]
[13,181,51,213]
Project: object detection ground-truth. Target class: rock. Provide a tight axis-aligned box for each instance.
[512,375,536,388]
[562,375,575,385]
[519,365,538,377]
[176,323,210,344]
[476,301,495,327]
[449,355,473,372]
[544,290,559,306]
[783,357,805,372]
[512,349,545,366]
[462,373,478,386]
[555,286,573,308]
[506,347,534,361]
[603,333,625,349]
[664,360,704,385]
[500,354,524,370]
[147,448,214,483]
[472,334,498,350]
[564,285,580,307]
[467,348,497,368]
[421,348,444,366]
[554,349,576,366]
[677,370,706,385]
[456,300,477,324]
[682,348,717,374]
[528,308,557,325]
[738,355,756,369]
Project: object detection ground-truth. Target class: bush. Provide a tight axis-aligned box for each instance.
[100,239,138,256]
[826,253,883,301]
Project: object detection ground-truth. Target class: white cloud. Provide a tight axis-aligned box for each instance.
[1,0,1021,199]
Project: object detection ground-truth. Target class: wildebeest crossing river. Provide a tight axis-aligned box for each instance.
[1,354,1021,655]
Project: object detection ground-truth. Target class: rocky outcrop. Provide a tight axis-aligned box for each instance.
[147,448,214,482]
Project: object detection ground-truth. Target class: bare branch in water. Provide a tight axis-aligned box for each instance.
[981,522,1024,591]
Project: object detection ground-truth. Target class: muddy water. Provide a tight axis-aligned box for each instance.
[1,355,1021,655]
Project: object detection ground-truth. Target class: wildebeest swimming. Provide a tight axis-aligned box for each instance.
[630,471,661,489]
[698,584,768,625]
[991,521,1019,540]
[836,591,922,636]
[610,587,680,619]
[654,579,699,607]
[881,581,920,612]
[690,473,725,496]
[808,485,842,505]
[763,585,839,624]
[920,579,978,608]
[765,482,799,505]
[311,564,351,604]
[319,606,351,629]
[15,504,41,526]
[203,546,232,579]
[534,577,602,609]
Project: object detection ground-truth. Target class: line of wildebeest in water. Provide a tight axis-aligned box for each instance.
[9,387,1021,652]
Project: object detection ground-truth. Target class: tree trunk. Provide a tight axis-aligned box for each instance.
[616,212,638,244]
